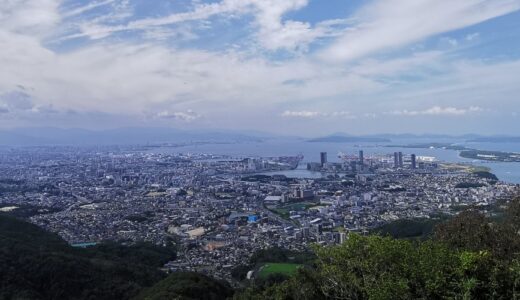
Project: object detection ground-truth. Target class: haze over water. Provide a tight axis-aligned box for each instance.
[151,139,520,184]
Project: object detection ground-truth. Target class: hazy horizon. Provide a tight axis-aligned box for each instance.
[2,125,520,138]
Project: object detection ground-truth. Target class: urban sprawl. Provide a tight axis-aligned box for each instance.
[0,146,517,284]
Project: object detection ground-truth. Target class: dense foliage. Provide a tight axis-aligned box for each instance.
[473,171,499,181]
[249,247,315,265]
[0,215,176,300]
[371,217,445,240]
[135,272,234,300]
[85,241,177,269]
[455,182,486,189]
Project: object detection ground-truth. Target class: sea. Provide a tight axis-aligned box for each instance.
[149,138,520,184]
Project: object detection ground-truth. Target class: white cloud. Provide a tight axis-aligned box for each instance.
[0,15,383,117]
[156,110,201,122]
[393,59,520,106]
[0,0,61,37]
[281,110,356,119]
[281,110,323,118]
[351,51,444,77]
[1,0,520,133]
[320,0,520,62]
[0,91,34,111]
[68,0,342,52]
[466,32,480,41]
[363,113,378,119]
[62,0,117,18]
[388,106,483,116]
[444,37,459,47]
[141,26,198,41]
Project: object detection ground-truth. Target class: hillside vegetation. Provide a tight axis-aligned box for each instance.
[0,215,176,300]
[235,197,520,299]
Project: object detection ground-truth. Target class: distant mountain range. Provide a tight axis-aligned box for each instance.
[308,133,520,144]
[320,132,484,140]
[1,128,519,146]
[0,127,268,146]
[467,136,520,143]
[308,135,391,143]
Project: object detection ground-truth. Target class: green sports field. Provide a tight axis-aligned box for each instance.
[258,263,302,278]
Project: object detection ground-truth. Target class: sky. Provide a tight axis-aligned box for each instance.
[1,0,520,136]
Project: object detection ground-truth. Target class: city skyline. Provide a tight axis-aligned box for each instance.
[2,0,520,135]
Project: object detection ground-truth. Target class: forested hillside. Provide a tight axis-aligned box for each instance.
[0,215,175,300]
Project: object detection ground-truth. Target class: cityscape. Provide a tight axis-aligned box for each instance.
[1,145,517,284]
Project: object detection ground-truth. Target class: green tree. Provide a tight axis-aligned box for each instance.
[434,210,495,252]
[135,272,233,300]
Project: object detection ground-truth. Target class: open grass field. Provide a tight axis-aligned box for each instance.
[270,202,316,217]
[258,263,302,278]
[440,163,491,173]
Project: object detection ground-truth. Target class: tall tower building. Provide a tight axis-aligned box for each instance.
[394,152,399,168]
[350,161,357,172]
[320,152,327,167]
[411,154,417,169]
[398,152,403,167]
[359,150,364,165]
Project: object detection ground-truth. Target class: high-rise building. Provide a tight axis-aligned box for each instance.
[335,232,348,244]
[411,154,417,169]
[394,152,399,168]
[359,150,364,165]
[339,232,347,244]
[247,158,256,171]
[320,152,327,166]
[398,152,403,167]
[350,161,357,172]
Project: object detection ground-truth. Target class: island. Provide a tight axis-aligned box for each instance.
[460,150,520,162]
[308,135,390,143]
[386,143,520,163]
[386,143,468,151]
